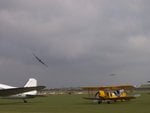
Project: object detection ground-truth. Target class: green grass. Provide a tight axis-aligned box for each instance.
[0,92,149,113]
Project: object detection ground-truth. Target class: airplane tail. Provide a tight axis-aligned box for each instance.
[24,78,38,95]
[24,78,37,87]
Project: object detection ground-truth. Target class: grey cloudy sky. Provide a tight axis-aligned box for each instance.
[0,0,150,88]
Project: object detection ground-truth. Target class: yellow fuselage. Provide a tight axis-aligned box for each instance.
[99,90,127,99]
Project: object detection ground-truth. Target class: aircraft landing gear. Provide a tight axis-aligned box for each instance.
[107,101,111,104]
[95,91,102,104]
[23,99,27,103]
[98,100,102,104]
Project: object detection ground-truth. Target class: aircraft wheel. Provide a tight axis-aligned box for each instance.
[107,101,111,104]
[98,100,102,104]
[23,99,27,103]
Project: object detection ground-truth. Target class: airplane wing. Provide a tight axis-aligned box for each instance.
[100,96,136,101]
[81,85,135,91]
[83,96,136,101]
[0,86,45,97]
[83,97,100,100]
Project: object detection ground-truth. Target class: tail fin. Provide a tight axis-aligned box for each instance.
[24,78,37,95]
[24,78,37,87]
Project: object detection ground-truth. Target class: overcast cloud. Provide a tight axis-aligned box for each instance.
[0,0,150,88]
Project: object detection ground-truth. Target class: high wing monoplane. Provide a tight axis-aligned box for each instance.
[82,85,136,104]
[0,78,45,103]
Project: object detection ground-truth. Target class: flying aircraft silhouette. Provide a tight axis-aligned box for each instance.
[32,53,48,67]
[109,74,116,76]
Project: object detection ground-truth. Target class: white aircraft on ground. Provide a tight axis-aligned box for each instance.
[0,78,45,103]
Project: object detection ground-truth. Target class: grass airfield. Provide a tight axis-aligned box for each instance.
[0,92,149,113]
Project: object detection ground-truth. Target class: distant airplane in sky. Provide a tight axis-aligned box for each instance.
[32,53,48,67]
[109,74,116,76]
[0,78,45,103]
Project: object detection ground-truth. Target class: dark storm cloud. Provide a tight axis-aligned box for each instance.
[0,0,150,87]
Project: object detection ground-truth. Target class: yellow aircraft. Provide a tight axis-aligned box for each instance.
[82,85,136,104]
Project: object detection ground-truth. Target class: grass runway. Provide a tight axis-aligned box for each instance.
[0,92,149,113]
